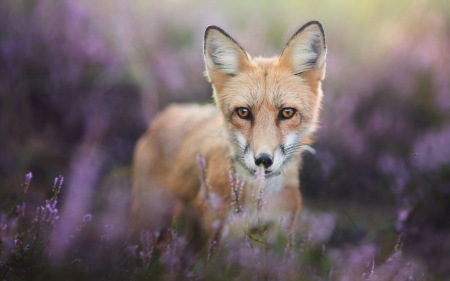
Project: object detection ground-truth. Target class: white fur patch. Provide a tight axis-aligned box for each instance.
[243,150,256,173]
[285,132,300,148]
[290,30,323,73]
[234,131,246,148]
[264,174,284,194]
[270,149,284,174]
[206,33,241,74]
[282,23,326,76]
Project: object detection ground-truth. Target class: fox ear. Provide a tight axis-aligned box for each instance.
[204,26,249,80]
[280,21,327,80]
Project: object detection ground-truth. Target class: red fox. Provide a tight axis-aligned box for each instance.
[130,21,326,255]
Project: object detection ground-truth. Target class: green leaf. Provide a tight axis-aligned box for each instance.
[171,216,177,232]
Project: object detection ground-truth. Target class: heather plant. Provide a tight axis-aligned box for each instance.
[0,174,62,279]
[0,172,430,280]
[1,0,450,278]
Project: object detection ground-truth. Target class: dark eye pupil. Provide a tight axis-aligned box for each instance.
[237,107,250,118]
[284,109,293,117]
[280,108,296,119]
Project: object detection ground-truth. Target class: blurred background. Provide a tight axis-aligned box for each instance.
[1,0,449,278]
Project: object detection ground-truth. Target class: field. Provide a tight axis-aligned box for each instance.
[1,0,450,280]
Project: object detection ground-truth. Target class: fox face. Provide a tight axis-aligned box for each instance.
[204,22,327,178]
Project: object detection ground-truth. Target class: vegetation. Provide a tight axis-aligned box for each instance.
[1,0,449,279]
[1,173,423,281]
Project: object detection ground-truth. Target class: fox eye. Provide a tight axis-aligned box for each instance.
[236,107,251,119]
[279,108,296,119]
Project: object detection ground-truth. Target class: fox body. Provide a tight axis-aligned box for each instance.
[131,21,326,252]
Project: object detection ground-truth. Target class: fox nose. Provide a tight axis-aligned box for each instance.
[255,154,273,169]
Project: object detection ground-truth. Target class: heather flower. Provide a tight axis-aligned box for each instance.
[139,230,157,269]
[255,166,266,211]
[51,176,64,201]
[207,240,217,260]
[24,172,32,194]
[101,224,114,243]
[229,171,244,214]
[16,202,26,218]
[44,201,58,225]
[83,214,92,222]
[363,255,375,280]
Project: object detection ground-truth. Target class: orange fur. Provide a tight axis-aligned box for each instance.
[130,21,327,255]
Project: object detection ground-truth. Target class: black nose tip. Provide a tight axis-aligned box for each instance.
[255,154,273,169]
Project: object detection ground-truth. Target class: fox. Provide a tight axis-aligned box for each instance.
[130,21,326,258]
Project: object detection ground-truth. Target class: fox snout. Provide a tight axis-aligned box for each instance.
[239,140,286,176]
[255,153,273,169]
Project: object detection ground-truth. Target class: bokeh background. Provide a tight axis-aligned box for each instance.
[1,0,450,278]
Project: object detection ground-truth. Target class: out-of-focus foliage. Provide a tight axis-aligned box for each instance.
[1,0,449,279]
[0,175,424,281]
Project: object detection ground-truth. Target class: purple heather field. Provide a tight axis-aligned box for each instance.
[1,0,449,280]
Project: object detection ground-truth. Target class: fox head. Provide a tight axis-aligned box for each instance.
[204,21,326,177]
